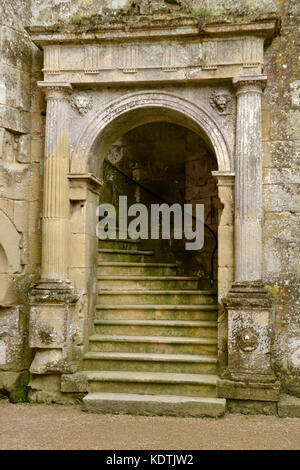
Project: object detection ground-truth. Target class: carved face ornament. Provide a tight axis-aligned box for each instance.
[71,94,93,115]
[210,92,232,114]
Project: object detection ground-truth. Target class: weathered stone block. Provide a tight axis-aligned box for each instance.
[29,374,61,392]
[29,305,67,349]
[61,372,88,393]
[218,378,280,402]
[29,349,73,375]
[17,134,31,163]
[278,394,300,418]
[227,399,278,415]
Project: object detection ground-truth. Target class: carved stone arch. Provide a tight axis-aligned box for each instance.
[70,91,233,178]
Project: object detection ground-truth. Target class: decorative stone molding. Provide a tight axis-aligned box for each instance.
[28,18,279,85]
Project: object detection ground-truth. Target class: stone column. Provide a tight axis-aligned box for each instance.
[212,171,235,373]
[212,171,235,300]
[217,76,279,406]
[233,76,266,282]
[38,82,72,282]
[28,83,79,386]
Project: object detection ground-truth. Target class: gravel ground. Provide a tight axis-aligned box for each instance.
[0,401,299,450]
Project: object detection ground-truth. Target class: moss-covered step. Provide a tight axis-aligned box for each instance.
[98,262,178,276]
[97,289,217,305]
[82,392,226,418]
[98,239,141,250]
[97,276,200,290]
[83,371,218,397]
[88,334,218,355]
[98,249,155,262]
[93,319,218,338]
[95,304,218,321]
[82,352,218,374]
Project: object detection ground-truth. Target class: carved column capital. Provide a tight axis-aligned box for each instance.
[38,81,73,101]
[212,171,235,187]
[232,75,267,95]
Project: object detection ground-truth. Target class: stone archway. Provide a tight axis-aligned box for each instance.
[70,91,233,176]
[68,89,235,321]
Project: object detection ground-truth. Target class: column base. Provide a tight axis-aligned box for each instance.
[29,279,80,375]
[219,281,279,402]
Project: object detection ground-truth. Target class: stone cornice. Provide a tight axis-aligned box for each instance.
[27,17,280,47]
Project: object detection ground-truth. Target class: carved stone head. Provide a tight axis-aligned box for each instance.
[210,91,232,114]
[71,93,93,116]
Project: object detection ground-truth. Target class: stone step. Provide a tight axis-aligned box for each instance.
[96,304,218,321]
[98,249,155,262]
[97,289,217,305]
[83,371,218,397]
[82,393,226,417]
[93,319,217,338]
[98,262,178,276]
[98,239,141,250]
[97,276,200,290]
[89,334,218,355]
[82,352,218,374]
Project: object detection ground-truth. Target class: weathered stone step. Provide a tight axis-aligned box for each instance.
[82,351,218,374]
[98,262,178,276]
[94,319,217,338]
[98,239,141,250]
[89,334,218,355]
[97,276,200,290]
[97,289,217,305]
[82,393,226,417]
[98,249,155,262]
[83,371,218,397]
[96,304,218,321]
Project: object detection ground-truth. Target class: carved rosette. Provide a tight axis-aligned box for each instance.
[236,328,259,353]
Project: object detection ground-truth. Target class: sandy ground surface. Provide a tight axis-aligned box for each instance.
[0,400,299,450]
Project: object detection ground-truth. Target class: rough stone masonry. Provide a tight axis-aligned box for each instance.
[0,0,299,417]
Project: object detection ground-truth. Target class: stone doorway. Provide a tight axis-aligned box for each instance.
[27,15,280,410]
[102,122,219,287]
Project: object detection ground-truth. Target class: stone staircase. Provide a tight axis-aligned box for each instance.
[81,238,226,417]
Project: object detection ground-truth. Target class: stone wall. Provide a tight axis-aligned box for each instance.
[261,0,300,396]
[0,0,43,400]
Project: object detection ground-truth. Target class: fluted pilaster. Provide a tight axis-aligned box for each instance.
[39,82,72,280]
[233,76,267,282]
